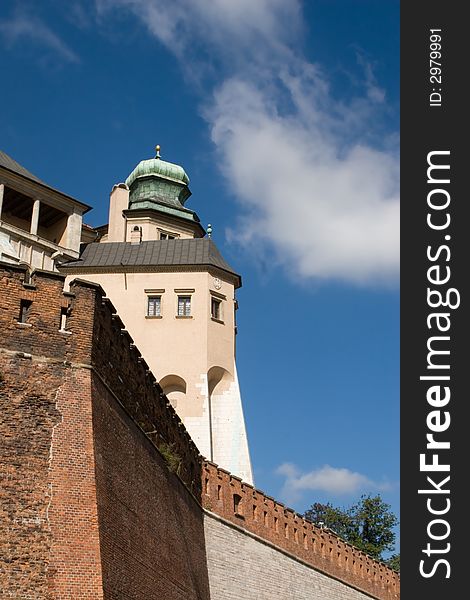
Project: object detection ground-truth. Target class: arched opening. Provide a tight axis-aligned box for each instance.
[159,374,186,409]
[207,366,232,397]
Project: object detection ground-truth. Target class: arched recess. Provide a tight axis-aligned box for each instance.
[159,374,187,409]
[207,366,232,397]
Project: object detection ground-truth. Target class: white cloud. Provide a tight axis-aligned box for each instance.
[276,462,391,505]
[96,0,399,286]
[209,77,399,284]
[96,0,302,58]
[0,11,79,63]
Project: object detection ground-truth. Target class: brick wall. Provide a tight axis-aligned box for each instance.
[0,263,209,599]
[0,263,103,599]
[201,461,400,600]
[92,374,209,599]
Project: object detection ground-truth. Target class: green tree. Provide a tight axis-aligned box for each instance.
[386,553,400,572]
[304,494,398,563]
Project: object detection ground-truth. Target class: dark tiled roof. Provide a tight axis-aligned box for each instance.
[61,239,241,282]
[0,150,45,184]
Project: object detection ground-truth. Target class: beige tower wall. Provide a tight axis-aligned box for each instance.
[64,268,253,484]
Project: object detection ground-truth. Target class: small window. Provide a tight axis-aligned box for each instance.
[233,494,242,515]
[147,296,161,317]
[60,307,68,331]
[211,297,222,320]
[160,231,177,240]
[177,295,191,317]
[18,299,32,323]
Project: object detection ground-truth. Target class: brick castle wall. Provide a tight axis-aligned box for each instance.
[0,262,398,600]
[0,267,104,599]
[204,514,378,600]
[201,461,399,600]
[0,263,209,599]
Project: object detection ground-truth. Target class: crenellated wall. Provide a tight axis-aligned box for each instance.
[0,262,398,599]
[201,461,400,600]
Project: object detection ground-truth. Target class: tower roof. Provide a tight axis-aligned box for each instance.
[124,146,199,224]
[125,155,189,189]
[60,238,241,287]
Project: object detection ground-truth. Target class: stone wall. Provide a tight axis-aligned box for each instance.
[201,461,400,600]
[204,513,378,600]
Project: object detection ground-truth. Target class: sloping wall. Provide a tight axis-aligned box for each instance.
[201,461,399,600]
[205,513,376,600]
[92,373,210,599]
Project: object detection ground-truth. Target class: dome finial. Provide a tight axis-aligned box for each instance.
[155,144,161,159]
[207,223,212,238]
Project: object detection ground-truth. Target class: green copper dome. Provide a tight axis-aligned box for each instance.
[126,156,189,188]
[123,146,203,230]
[125,146,192,212]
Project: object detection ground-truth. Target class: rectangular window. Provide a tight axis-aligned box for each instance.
[60,307,68,331]
[178,295,191,317]
[147,296,161,317]
[160,231,177,240]
[233,494,242,515]
[211,297,222,320]
[18,299,32,323]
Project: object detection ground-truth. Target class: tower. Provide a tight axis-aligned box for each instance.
[62,147,253,484]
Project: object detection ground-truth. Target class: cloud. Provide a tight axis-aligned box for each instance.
[0,11,79,64]
[96,0,302,59]
[209,77,399,284]
[276,462,391,505]
[95,0,399,286]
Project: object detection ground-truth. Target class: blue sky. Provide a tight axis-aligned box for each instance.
[0,0,399,549]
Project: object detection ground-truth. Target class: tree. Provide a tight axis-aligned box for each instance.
[304,494,398,563]
[386,553,400,572]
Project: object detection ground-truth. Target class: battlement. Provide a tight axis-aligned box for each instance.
[202,460,399,600]
[0,261,202,496]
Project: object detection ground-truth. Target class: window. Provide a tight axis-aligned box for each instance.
[233,494,242,515]
[18,299,32,323]
[159,229,178,240]
[60,307,68,331]
[177,295,191,317]
[147,296,161,317]
[211,297,222,320]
